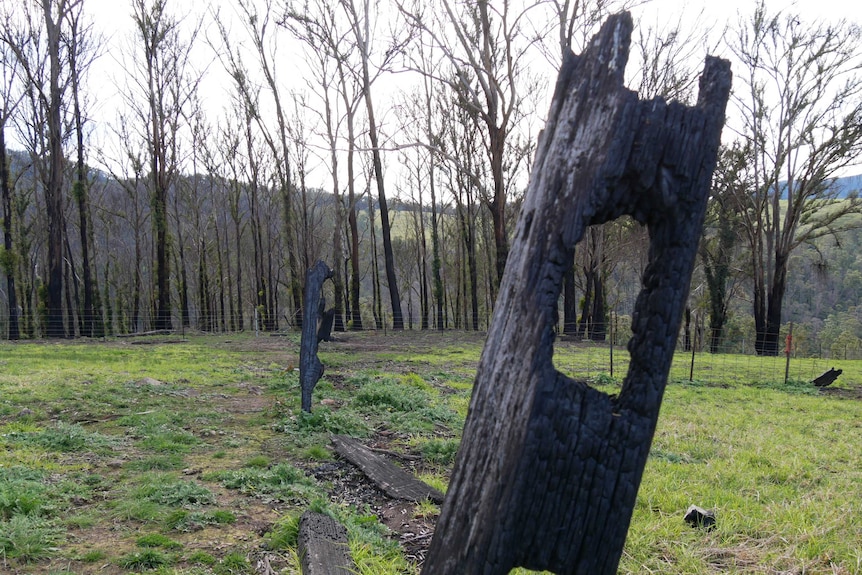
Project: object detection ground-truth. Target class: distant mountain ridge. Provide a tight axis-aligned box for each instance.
[832,174,862,198]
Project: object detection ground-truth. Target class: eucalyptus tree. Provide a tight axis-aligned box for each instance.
[420,51,446,332]
[214,111,247,331]
[126,0,203,331]
[401,32,446,330]
[700,143,749,352]
[2,0,75,337]
[282,4,349,331]
[0,19,24,340]
[730,2,862,355]
[283,0,367,331]
[401,0,540,299]
[393,94,432,329]
[440,95,483,331]
[338,0,410,330]
[65,1,103,337]
[217,0,303,327]
[99,115,150,333]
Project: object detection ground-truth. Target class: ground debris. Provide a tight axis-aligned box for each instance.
[684,504,716,530]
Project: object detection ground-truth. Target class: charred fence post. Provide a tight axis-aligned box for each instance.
[422,12,731,575]
[300,260,333,413]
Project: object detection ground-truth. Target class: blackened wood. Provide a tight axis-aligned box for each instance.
[301,261,333,412]
[422,12,731,575]
[684,504,716,530]
[332,435,444,504]
[297,511,355,575]
[812,367,842,387]
[318,308,335,343]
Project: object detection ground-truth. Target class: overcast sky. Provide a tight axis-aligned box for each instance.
[77,0,862,179]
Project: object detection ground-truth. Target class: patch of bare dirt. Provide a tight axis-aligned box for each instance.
[820,383,862,400]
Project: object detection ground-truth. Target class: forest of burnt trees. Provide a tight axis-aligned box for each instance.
[1,0,862,357]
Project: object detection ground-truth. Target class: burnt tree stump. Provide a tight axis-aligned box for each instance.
[422,12,731,575]
[812,367,842,387]
[297,511,355,575]
[301,261,333,412]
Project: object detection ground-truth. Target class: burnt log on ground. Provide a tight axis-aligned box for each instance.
[300,261,333,412]
[421,12,731,575]
[813,367,842,387]
[331,435,444,504]
[297,511,355,575]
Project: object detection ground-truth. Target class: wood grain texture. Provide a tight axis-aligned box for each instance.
[300,260,333,412]
[422,11,731,575]
[332,435,445,504]
[297,511,355,575]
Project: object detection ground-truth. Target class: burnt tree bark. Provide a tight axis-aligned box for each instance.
[300,260,333,413]
[421,13,731,575]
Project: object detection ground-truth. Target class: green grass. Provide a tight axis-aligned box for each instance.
[0,332,860,574]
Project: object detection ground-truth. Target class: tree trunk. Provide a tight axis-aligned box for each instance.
[761,252,787,356]
[421,14,730,574]
[0,127,19,340]
[562,265,576,335]
[368,194,383,330]
[589,270,606,341]
[430,177,444,331]
[232,199,243,331]
[176,218,190,329]
[577,265,593,338]
[44,1,66,338]
[359,53,403,330]
[332,194,346,333]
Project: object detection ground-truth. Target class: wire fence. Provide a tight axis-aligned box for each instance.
[556,332,857,387]
[2,308,860,387]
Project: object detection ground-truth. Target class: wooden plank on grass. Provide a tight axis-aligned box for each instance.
[332,435,445,504]
[298,511,355,575]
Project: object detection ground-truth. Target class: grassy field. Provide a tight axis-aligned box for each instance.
[0,331,860,574]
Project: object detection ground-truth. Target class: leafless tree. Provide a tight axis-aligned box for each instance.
[125,0,203,331]
[65,1,103,337]
[729,1,862,355]
[218,0,303,327]
[0,11,25,340]
[401,0,538,304]
[1,0,83,337]
[337,0,410,329]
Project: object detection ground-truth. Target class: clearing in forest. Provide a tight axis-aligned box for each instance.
[0,331,860,574]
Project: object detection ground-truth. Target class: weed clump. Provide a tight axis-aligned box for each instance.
[134,474,216,507]
[354,378,429,411]
[204,463,322,505]
[0,468,55,519]
[5,422,119,453]
[164,509,236,532]
[0,515,61,561]
[136,532,183,549]
[293,408,369,436]
[420,438,460,465]
[264,513,300,549]
[117,548,173,569]
[215,551,252,574]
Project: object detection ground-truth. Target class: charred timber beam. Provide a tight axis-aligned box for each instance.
[422,12,731,575]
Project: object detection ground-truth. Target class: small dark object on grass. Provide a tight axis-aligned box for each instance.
[812,367,842,387]
[684,504,716,530]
